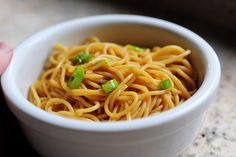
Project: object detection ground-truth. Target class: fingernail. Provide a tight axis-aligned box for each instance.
[0,42,13,75]
[0,42,12,54]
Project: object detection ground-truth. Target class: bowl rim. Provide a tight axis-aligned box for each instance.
[1,14,221,132]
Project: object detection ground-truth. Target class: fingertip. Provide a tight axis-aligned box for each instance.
[0,42,13,75]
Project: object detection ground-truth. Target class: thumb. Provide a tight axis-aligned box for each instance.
[0,42,13,75]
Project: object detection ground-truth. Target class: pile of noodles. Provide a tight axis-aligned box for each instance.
[28,36,197,122]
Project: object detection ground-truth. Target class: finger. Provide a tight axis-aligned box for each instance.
[0,42,13,75]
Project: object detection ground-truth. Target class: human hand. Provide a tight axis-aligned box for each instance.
[0,43,13,75]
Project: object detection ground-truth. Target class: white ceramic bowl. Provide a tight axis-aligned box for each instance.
[1,15,220,157]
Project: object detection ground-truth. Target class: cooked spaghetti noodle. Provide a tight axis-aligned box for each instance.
[28,36,197,121]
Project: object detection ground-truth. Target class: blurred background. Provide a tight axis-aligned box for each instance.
[0,0,236,156]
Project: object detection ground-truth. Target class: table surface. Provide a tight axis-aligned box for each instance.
[1,0,236,156]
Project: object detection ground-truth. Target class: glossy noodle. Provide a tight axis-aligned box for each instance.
[28,36,197,121]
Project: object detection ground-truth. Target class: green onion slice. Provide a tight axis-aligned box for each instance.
[71,52,93,65]
[67,66,85,89]
[102,79,119,93]
[159,79,171,90]
[128,45,144,53]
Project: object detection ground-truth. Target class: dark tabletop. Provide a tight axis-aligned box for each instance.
[0,87,40,157]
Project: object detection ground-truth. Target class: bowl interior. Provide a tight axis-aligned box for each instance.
[14,22,205,98]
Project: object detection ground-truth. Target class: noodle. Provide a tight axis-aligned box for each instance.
[28,36,197,121]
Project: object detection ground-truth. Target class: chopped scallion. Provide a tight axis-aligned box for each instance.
[71,52,93,65]
[102,79,119,93]
[159,79,171,90]
[67,66,85,89]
